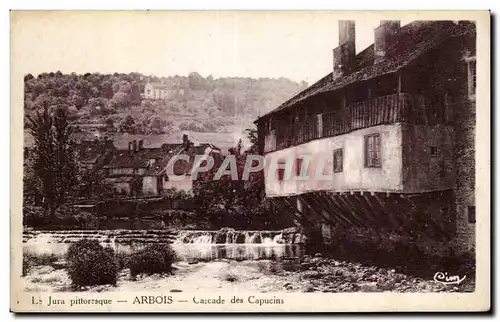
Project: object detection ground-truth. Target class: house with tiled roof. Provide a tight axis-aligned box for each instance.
[255,20,476,251]
[76,138,116,171]
[103,135,221,196]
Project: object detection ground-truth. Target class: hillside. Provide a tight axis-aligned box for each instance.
[23,72,308,148]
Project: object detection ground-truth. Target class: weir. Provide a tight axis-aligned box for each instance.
[23,228,306,261]
[23,229,305,245]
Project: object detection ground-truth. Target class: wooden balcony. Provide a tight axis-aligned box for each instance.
[263,93,450,153]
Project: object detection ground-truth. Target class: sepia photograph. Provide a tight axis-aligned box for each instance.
[10,10,490,312]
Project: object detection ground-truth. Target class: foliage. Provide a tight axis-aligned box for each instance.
[192,133,293,230]
[23,253,59,276]
[73,211,99,229]
[24,72,307,136]
[23,204,48,227]
[66,239,118,287]
[115,252,131,271]
[128,244,177,278]
[25,102,79,217]
[161,188,194,200]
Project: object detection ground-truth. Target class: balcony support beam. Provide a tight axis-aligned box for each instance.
[309,192,356,228]
[319,191,363,227]
[397,71,402,93]
[299,194,343,228]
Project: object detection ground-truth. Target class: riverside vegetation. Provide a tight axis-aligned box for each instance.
[24,239,177,290]
[22,245,474,293]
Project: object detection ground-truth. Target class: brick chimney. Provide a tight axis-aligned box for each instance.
[333,20,356,80]
[132,140,138,152]
[128,141,133,155]
[374,20,400,64]
[138,139,144,150]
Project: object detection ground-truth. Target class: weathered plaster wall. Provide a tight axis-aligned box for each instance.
[401,124,455,193]
[264,124,403,197]
[113,182,131,194]
[163,175,193,192]
[142,176,158,195]
[454,100,476,252]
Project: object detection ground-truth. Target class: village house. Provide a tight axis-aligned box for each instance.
[103,135,221,196]
[144,83,169,100]
[76,138,116,171]
[254,20,476,251]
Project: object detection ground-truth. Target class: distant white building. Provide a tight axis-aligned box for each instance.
[144,83,169,100]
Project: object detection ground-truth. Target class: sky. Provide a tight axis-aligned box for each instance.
[11,11,411,85]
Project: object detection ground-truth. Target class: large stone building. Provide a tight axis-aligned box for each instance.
[254,20,476,251]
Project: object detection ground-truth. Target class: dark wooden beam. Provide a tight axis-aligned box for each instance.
[351,192,388,231]
[317,191,362,227]
[372,192,403,228]
[362,193,396,230]
[298,194,339,228]
[339,193,383,233]
[281,196,316,228]
[332,193,371,229]
[303,193,351,228]
[267,197,311,228]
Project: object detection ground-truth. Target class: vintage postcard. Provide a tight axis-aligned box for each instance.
[10,10,490,313]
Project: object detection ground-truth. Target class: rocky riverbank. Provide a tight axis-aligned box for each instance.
[22,254,474,293]
[261,254,475,293]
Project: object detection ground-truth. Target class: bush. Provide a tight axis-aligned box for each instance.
[23,205,47,227]
[115,252,131,271]
[74,211,99,229]
[23,253,59,276]
[66,239,118,287]
[128,244,176,278]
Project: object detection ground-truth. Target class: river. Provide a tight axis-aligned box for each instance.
[21,229,474,293]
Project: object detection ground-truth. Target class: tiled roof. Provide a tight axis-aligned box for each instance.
[145,144,221,177]
[103,139,222,177]
[144,146,187,176]
[104,147,166,169]
[256,20,475,120]
[76,139,115,164]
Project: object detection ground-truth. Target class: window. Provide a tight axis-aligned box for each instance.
[364,133,381,168]
[295,158,303,176]
[333,149,343,173]
[466,56,476,100]
[430,146,438,157]
[468,206,476,224]
[277,160,286,181]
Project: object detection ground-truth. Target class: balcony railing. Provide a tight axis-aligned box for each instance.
[263,93,450,153]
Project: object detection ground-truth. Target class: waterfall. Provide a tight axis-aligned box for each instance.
[23,228,306,260]
[23,229,303,246]
[191,233,213,244]
[273,233,284,244]
[176,230,292,245]
[25,233,54,245]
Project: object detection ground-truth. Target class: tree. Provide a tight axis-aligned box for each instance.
[24,74,34,82]
[188,72,205,90]
[105,118,114,131]
[25,102,79,218]
[245,128,258,153]
[119,115,136,134]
